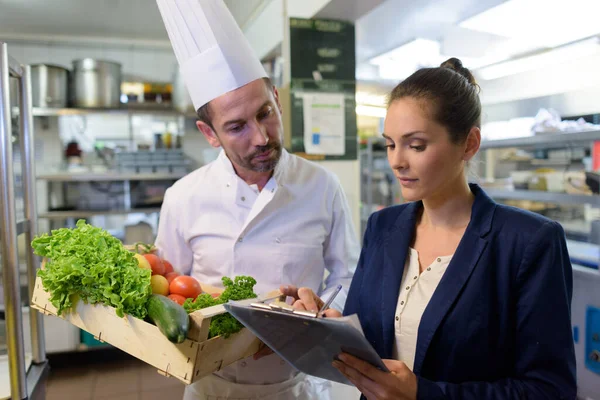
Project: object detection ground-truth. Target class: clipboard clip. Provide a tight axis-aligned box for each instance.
[250,294,319,318]
[249,285,343,319]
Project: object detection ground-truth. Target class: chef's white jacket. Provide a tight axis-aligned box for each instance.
[155,148,360,387]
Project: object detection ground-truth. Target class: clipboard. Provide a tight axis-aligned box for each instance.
[224,301,389,385]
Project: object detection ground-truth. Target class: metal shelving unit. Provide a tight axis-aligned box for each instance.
[12,106,198,119]
[484,189,600,207]
[39,207,162,219]
[480,129,600,251]
[37,172,186,182]
[1,42,48,400]
[360,137,401,238]
[480,129,600,150]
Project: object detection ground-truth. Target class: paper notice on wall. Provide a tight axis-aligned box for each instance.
[302,93,345,155]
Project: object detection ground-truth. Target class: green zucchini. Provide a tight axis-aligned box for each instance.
[146,294,189,343]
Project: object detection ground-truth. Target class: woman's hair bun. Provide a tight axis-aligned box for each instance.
[440,57,477,86]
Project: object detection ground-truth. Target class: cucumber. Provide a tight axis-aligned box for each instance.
[146,294,189,343]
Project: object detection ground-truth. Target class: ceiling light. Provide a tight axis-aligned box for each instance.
[356,105,387,118]
[460,0,600,48]
[370,39,441,81]
[476,37,600,80]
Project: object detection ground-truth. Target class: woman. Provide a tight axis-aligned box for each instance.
[285,58,577,399]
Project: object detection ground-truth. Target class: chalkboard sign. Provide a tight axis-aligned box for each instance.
[288,17,357,161]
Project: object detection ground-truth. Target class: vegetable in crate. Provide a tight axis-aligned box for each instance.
[183,276,257,339]
[146,294,190,343]
[31,220,152,319]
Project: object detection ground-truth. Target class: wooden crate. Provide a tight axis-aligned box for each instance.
[30,277,278,384]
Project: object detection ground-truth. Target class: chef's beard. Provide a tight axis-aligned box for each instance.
[238,141,282,173]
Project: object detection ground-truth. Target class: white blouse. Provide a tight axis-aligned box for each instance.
[392,248,453,369]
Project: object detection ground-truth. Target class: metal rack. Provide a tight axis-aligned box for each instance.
[480,129,600,150]
[1,42,48,400]
[359,136,401,238]
[479,129,600,247]
[484,189,600,207]
[12,106,198,119]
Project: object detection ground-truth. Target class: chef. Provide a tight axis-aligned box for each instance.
[154,1,360,399]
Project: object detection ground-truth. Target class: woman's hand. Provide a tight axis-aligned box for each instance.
[279,285,342,317]
[332,353,417,400]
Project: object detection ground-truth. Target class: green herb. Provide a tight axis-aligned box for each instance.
[32,220,152,319]
[183,275,257,338]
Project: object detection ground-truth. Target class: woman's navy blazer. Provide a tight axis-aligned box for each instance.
[344,184,577,399]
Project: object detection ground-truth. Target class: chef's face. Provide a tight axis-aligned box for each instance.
[196,79,283,173]
[383,97,479,202]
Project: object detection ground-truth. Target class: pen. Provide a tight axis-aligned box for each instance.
[318,284,343,316]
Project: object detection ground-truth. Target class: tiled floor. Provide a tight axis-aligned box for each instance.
[45,353,185,400]
[44,349,360,399]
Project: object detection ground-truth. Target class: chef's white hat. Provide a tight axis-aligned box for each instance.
[156,0,268,110]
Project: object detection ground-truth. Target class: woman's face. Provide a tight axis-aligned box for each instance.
[383,97,479,203]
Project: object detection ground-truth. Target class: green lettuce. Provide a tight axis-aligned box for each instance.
[32,220,151,318]
[183,276,258,338]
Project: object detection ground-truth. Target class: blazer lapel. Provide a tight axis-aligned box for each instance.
[381,202,419,358]
[412,184,495,374]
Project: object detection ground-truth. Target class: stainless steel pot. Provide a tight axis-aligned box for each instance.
[30,64,69,108]
[72,59,121,108]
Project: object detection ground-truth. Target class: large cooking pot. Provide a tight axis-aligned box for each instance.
[72,59,121,108]
[30,64,69,108]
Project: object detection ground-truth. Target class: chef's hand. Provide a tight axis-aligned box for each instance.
[332,353,417,400]
[253,341,274,360]
[279,285,342,317]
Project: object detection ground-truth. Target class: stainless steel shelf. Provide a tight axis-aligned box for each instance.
[37,172,185,182]
[39,208,162,219]
[480,130,600,150]
[485,189,600,206]
[12,106,197,118]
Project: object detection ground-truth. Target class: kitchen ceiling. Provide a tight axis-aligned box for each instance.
[0,0,263,42]
[0,0,504,55]
[1,0,598,88]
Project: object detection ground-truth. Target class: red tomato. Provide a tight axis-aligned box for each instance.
[143,254,165,276]
[169,276,202,299]
[165,272,180,284]
[167,294,187,305]
[162,259,174,274]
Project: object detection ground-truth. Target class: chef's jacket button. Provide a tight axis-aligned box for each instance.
[275,238,281,243]
[405,286,410,290]
[413,276,417,280]
[241,196,246,201]
[395,316,399,321]
[437,258,441,262]
[226,183,230,187]
[400,301,404,305]
[241,361,247,367]
[427,267,431,271]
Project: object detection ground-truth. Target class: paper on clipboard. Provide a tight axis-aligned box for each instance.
[224,301,388,385]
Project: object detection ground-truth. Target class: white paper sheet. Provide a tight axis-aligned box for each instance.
[302,93,346,155]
